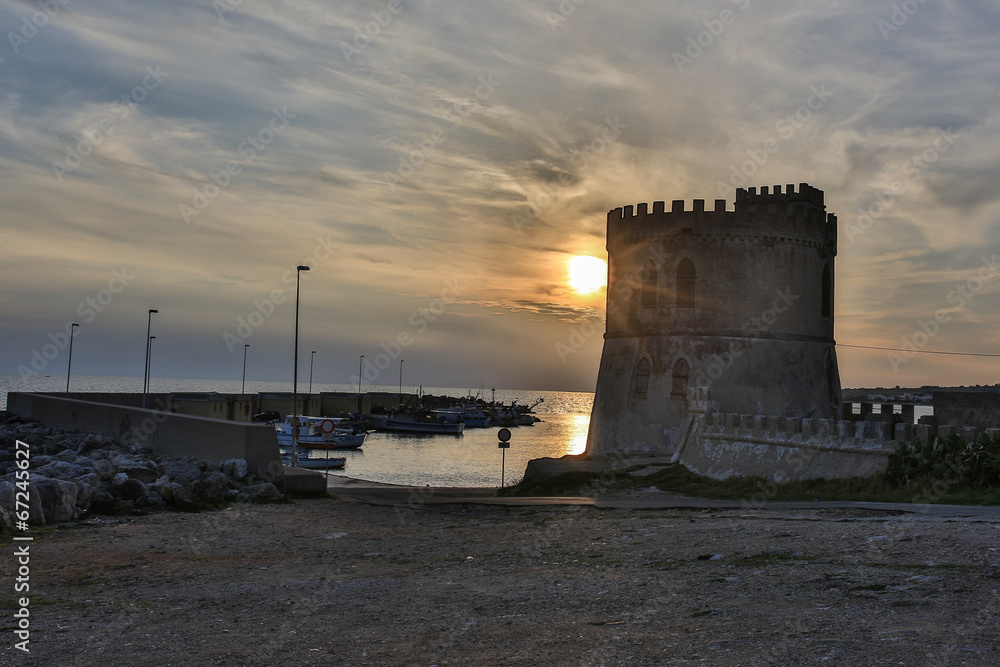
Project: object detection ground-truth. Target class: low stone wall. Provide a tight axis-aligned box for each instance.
[6,393,281,474]
[676,412,897,481]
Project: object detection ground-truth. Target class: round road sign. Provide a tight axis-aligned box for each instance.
[497,427,512,442]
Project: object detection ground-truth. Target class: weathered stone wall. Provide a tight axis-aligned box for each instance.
[675,408,897,482]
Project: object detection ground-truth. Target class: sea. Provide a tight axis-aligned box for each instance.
[0,374,594,488]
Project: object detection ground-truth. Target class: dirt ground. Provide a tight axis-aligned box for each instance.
[3,492,1000,666]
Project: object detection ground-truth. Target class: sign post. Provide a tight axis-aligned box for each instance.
[497,428,511,488]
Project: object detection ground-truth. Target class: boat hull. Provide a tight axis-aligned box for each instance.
[281,455,346,469]
[370,416,465,434]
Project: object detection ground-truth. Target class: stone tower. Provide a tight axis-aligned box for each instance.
[586,184,842,457]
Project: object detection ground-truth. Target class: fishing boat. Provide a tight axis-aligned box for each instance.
[490,398,544,426]
[275,416,366,449]
[369,409,465,435]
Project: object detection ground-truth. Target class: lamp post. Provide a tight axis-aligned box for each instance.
[65,322,80,396]
[358,355,364,415]
[146,336,155,395]
[143,309,158,408]
[309,350,316,394]
[398,359,404,409]
[242,344,250,394]
[291,265,310,466]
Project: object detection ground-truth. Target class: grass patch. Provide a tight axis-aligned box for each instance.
[499,463,1000,505]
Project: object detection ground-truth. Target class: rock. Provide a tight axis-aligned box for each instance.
[0,481,14,528]
[32,477,78,523]
[193,471,230,503]
[221,458,249,481]
[162,461,202,484]
[238,483,283,502]
[113,476,148,503]
[88,459,114,480]
[75,481,99,511]
[35,460,88,480]
[114,460,160,484]
[164,482,199,510]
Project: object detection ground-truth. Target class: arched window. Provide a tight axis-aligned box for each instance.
[633,358,650,399]
[821,264,832,318]
[640,260,657,309]
[676,259,696,308]
[671,359,689,398]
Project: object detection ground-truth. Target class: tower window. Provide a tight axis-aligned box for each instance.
[677,259,696,308]
[671,359,689,398]
[821,264,832,318]
[633,358,650,399]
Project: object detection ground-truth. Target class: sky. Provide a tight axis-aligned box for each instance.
[2,0,999,393]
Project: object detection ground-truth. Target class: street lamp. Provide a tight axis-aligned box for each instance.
[291,265,310,466]
[143,309,158,408]
[146,336,156,395]
[358,355,364,415]
[398,358,404,409]
[309,350,316,394]
[65,322,80,396]
[242,344,250,394]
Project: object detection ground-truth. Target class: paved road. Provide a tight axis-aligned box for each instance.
[326,475,1000,519]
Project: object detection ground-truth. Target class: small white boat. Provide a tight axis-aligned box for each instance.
[276,416,366,449]
[281,453,346,469]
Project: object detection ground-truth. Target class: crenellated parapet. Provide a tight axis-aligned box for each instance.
[671,386,1000,482]
[607,182,837,254]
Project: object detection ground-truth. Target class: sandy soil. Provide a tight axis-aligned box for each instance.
[3,492,1000,666]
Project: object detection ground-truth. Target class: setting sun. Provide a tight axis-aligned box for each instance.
[568,255,608,295]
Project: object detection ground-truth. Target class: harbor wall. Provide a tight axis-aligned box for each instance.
[6,393,281,474]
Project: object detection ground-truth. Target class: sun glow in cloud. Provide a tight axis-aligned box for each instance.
[568,256,607,295]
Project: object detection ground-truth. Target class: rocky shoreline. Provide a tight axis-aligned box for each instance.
[0,411,283,529]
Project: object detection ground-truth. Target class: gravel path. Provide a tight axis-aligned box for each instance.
[4,495,1000,665]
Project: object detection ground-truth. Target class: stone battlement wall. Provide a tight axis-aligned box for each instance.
[608,182,837,252]
[673,387,999,481]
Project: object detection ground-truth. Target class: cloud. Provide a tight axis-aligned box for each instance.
[3,0,1000,390]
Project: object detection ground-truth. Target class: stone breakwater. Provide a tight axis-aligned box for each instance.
[0,411,284,528]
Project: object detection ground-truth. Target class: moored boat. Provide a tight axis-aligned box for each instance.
[369,410,465,435]
[281,453,347,469]
[275,416,366,449]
